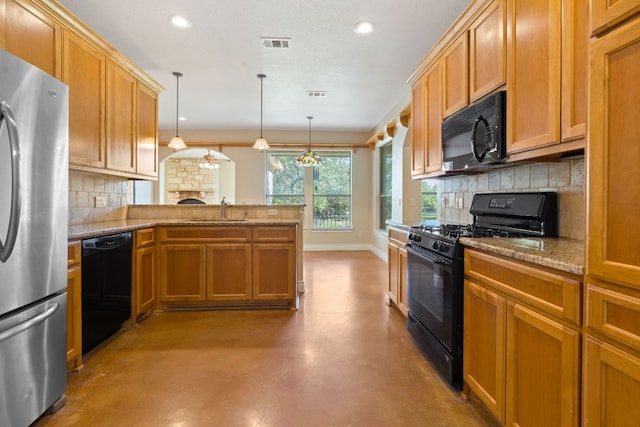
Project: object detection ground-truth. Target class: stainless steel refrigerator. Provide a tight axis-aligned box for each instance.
[0,49,68,426]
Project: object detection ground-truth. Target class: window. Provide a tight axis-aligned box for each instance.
[312,151,351,229]
[422,180,438,221]
[265,149,352,230]
[379,142,393,229]
[265,151,304,205]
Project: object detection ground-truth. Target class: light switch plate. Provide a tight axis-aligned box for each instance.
[268,209,278,215]
[95,196,107,208]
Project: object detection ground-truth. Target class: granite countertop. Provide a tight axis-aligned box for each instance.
[69,218,302,240]
[460,237,585,276]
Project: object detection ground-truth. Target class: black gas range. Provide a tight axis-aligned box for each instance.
[405,192,558,391]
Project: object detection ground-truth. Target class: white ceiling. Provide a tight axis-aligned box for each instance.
[57,0,471,135]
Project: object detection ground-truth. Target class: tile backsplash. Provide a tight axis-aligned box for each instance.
[437,156,584,240]
[68,171,129,225]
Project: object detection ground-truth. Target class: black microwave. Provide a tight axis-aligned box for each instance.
[441,90,506,172]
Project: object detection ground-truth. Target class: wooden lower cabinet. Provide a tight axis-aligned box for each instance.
[464,280,506,423]
[252,242,295,301]
[158,225,297,308]
[583,336,640,426]
[463,248,581,426]
[133,228,156,320]
[506,302,580,427]
[66,241,82,372]
[388,227,409,316]
[206,243,252,301]
[159,244,206,301]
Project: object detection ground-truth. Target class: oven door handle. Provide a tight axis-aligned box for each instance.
[406,245,454,266]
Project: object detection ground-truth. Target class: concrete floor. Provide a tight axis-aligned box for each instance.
[35,251,497,427]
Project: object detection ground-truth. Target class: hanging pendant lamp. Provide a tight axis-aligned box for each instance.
[168,71,187,150]
[253,73,270,150]
[296,116,321,167]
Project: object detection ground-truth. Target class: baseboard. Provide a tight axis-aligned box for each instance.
[303,244,388,262]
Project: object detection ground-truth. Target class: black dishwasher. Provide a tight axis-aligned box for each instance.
[81,232,133,354]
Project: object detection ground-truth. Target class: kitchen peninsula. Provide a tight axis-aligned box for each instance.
[66,204,303,369]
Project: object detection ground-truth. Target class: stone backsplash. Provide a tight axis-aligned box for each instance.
[68,171,130,225]
[436,156,585,240]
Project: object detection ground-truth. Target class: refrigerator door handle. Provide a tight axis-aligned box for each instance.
[0,303,60,343]
[0,101,21,263]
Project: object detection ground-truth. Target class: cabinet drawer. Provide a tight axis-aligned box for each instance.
[252,226,295,242]
[135,227,155,248]
[159,226,251,242]
[388,227,409,246]
[465,249,582,326]
[68,241,81,267]
[587,282,640,352]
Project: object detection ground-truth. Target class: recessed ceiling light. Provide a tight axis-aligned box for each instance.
[169,15,192,28]
[354,21,375,34]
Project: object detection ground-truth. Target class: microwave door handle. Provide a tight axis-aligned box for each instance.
[470,115,489,162]
[0,102,21,263]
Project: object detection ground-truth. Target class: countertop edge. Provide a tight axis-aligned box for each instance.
[460,237,585,276]
[69,219,302,240]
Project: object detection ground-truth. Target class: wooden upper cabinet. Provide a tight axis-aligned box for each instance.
[424,61,443,175]
[506,0,561,155]
[469,0,506,101]
[561,0,588,142]
[106,60,136,174]
[411,61,443,178]
[63,30,106,169]
[136,83,159,177]
[591,0,640,36]
[588,16,640,289]
[442,33,469,118]
[410,77,426,177]
[3,0,60,77]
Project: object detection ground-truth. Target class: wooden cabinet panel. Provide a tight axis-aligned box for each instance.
[410,77,426,177]
[136,82,158,177]
[464,280,506,423]
[588,17,640,288]
[586,282,640,352]
[506,0,561,154]
[469,0,506,101]
[465,249,582,325]
[252,226,295,242]
[159,244,206,301]
[206,243,251,301]
[3,0,60,77]
[388,227,409,316]
[66,241,82,372]
[442,33,468,117]
[561,0,588,142]
[134,245,156,318]
[506,302,580,427]
[252,243,296,301]
[160,226,251,242]
[410,61,443,178]
[106,60,136,173]
[63,30,105,169]
[398,247,408,316]
[591,0,640,36]
[583,336,640,426]
[388,243,399,304]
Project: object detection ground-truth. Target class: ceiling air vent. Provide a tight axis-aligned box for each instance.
[307,91,328,97]
[261,38,291,49]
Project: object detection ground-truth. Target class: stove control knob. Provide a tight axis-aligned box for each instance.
[410,233,422,243]
[441,244,449,253]
[432,242,439,250]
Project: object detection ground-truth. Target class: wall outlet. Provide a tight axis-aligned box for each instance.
[268,209,278,215]
[95,196,107,208]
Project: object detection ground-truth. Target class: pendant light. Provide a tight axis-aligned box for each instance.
[253,73,270,150]
[296,116,321,167]
[168,71,187,150]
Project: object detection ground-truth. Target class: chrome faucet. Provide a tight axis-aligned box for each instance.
[220,196,229,219]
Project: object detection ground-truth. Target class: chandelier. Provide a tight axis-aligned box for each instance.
[199,150,224,169]
[296,116,321,167]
